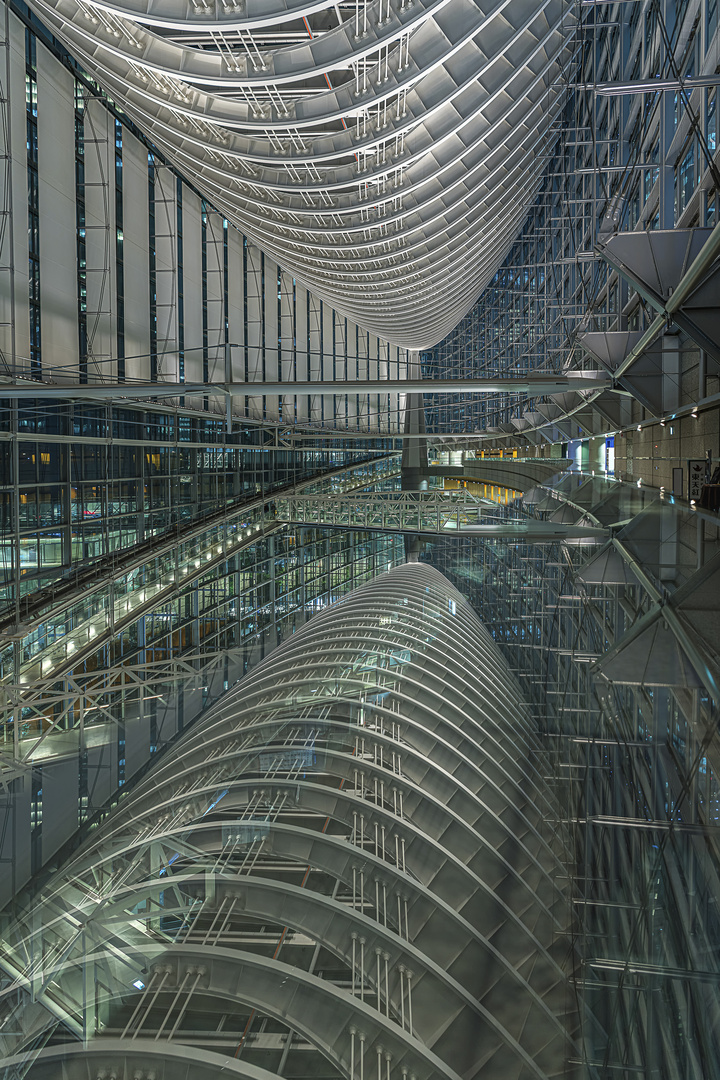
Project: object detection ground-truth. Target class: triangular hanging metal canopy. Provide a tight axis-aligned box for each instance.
[614,503,681,584]
[669,550,720,686]
[579,331,646,371]
[675,264,720,367]
[520,486,550,507]
[616,347,665,416]
[602,229,712,304]
[576,543,641,586]
[600,229,720,366]
[587,391,624,428]
[527,494,562,512]
[549,503,585,524]
[594,614,703,688]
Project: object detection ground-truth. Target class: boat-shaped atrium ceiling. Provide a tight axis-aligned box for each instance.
[23,0,574,346]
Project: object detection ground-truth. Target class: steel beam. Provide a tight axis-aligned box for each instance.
[0,374,613,400]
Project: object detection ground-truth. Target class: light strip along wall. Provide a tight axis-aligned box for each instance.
[0,563,577,1080]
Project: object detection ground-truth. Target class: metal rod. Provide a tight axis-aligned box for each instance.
[0,374,613,400]
[352,932,357,997]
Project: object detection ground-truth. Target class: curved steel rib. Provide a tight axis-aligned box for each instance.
[1,563,576,1080]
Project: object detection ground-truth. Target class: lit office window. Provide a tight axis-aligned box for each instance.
[676,138,696,219]
[708,89,717,152]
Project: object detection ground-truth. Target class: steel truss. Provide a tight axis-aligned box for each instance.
[273,488,609,540]
[421,0,720,447]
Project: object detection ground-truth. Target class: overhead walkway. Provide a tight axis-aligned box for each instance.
[273,490,608,541]
[0,457,404,879]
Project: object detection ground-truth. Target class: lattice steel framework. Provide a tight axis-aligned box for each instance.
[423,468,720,1079]
[420,0,720,442]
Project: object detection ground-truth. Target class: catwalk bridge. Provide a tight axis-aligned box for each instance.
[272,490,608,541]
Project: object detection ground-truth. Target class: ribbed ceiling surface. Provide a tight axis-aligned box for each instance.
[27,0,572,347]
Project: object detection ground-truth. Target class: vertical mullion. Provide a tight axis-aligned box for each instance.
[114,118,125,382]
[148,152,157,382]
[74,83,87,383]
[25,30,41,379]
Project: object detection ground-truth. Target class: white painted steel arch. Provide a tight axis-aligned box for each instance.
[24,0,573,347]
[1,564,576,1080]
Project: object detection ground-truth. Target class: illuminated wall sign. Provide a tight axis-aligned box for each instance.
[688,459,705,500]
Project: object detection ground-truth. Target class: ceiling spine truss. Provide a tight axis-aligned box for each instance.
[0,563,576,1079]
[22,0,575,348]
